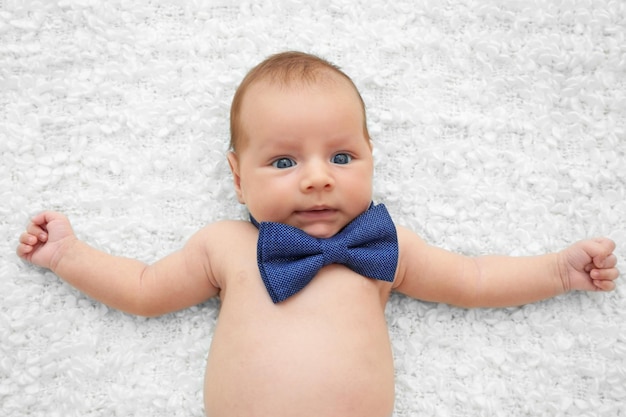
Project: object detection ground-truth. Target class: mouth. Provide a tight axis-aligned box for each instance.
[295,207,337,218]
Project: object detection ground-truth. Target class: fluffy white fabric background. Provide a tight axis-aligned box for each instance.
[1,1,625,416]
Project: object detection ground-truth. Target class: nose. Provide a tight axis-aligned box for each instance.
[300,159,335,192]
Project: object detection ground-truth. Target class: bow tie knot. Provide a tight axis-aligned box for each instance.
[321,238,349,266]
[252,203,399,303]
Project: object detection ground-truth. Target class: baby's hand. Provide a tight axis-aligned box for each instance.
[559,238,619,292]
[17,211,77,271]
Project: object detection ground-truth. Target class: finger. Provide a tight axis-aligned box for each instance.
[592,237,616,251]
[26,223,48,241]
[590,267,620,282]
[586,237,616,255]
[30,211,49,226]
[31,211,60,228]
[592,278,616,292]
[33,211,67,226]
[16,243,33,257]
[19,232,37,245]
[580,238,616,267]
[597,254,617,269]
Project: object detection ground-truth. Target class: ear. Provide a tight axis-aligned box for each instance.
[227,152,245,204]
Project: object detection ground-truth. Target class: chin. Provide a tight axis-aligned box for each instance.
[301,225,341,239]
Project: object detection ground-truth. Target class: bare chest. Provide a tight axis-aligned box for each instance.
[204,262,395,417]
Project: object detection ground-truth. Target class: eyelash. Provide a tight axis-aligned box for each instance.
[272,158,295,169]
[271,153,353,169]
[332,153,352,165]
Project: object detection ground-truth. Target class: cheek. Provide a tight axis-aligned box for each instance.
[241,175,290,206]
[344,168,373,201]
[349,165,373,187]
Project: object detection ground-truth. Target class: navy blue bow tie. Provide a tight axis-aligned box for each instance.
[250,203,399,303]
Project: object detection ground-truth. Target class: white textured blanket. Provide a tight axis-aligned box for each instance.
[2,1,625,416]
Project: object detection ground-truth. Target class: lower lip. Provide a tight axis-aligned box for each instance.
[296,209,337,219]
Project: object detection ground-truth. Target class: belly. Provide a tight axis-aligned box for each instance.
[203,265,395,417]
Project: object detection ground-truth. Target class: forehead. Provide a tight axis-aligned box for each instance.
[241,73,362,118]
[233,70,368,153]
[245,80,361,130]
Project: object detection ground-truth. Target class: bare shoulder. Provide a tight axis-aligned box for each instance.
[182,219,259,290]
[393,223,470,303]
[396,224,426,245]
[395,224,429,259]
[393,224,450,290]
[393,225,426,288]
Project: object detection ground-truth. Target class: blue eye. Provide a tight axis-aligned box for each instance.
[272,157,296,169]
[332,153,352,165]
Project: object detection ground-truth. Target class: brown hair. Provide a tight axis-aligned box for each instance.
[229,51,370,152]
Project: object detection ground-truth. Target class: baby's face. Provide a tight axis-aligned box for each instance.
[228,77,373,238]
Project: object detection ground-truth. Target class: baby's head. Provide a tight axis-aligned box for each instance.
[229,51,370,153]
[228,51,374,238]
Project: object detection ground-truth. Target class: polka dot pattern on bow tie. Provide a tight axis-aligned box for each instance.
[252,203,399,303]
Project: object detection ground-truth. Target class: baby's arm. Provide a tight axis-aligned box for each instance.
[17,211,220,316]
[393,226,619,308]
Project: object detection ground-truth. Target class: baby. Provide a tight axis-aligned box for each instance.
[17,51,619,417]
